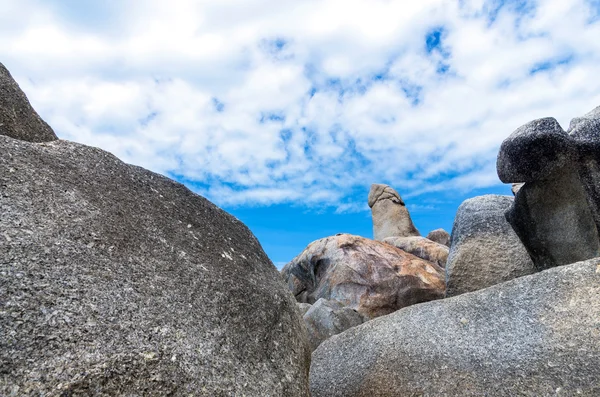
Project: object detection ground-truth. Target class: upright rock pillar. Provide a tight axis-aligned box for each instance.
[368,183,420,241]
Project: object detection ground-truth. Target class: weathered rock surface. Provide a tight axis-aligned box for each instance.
[446,195,536,297]
[497,117,574,183]
[0,136,310,396]
[303,299,365,352]
[281,234,445,319]
[499,110,600,270]
[297,302,313,316]
[310,258,600,397]
[569,106,600,234]
[0,62,57,142]
[368,184,420,240]
[425,228,450,247]
[507,170,600,270]
[383,236,448,268]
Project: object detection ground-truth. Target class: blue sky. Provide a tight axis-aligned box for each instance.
[2,0,600,267]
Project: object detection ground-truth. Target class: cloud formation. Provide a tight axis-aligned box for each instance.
[2,0,599,210]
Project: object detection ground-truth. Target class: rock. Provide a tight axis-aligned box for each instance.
[500,110,600,270]
[569,106,600,234]
[511,182,524,195]
[281,234,445,319]
[0,136,310,396]
[303,299,365,352]
[425,228,450,247]
[0,62,57,142]
[497,117,574,183]
[506,165,600,270]
[368,184,420,240]
[383,236,448,268]
[310,258,600,397]
[446,195,536,297]
[297,302,313,316]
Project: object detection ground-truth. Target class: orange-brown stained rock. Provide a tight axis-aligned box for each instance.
[281,234,445,319]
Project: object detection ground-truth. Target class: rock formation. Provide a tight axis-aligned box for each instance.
[445,195,536,297]
[568,106,600,235]
[310,258,600,397]
[383,236,448,268]
[302,299,365,352]
[281,234,445,319]
[425,228,450,247]
[368,183,420,240]
[0,62,57,142]
[498,116,600,270]
[0,64,310,396]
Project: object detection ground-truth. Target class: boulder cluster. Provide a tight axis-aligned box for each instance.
[283,110,600,395]
[2,60,599,396]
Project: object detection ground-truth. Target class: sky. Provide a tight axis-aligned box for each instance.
[2,0,600,267]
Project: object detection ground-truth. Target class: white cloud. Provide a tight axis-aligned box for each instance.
[1,0,600,211]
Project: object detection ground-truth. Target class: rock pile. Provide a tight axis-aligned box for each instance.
[305,107,600,396]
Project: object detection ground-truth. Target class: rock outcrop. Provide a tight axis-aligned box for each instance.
[310,258,600,397]
[281,234,445,319]
[383,236,448,268]
[0,67,310,396]
[568,106,600,235]
[498,116,600,270]
[302,299,365,352]
[0,62,57,142]
[425,228,450,247]
[445,195,536,297]
[368,184,420,240]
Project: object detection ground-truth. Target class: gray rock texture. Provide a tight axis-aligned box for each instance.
[569,106,600,234]
[302,299,365,352]
[497,117,574,183]
[500,108,600,270]
[446,195,536,297]
[368,184,420,240]
[383,236,448,268]
[0,62,57,142]
[425,228,450,247]
[310,258,600,397]
[281,234,445,319]
[507,169,600,270]
[0,136,310,396]
[297,302,313,316]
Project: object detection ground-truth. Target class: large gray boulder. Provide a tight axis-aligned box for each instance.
[302,299,365,352]
[368,184,420,240]
[310,258,600,397]
[0,62,57,142]
[281,234,445,319]
[445,195,536,297]
[499,112,600,270]
[0,137,310,395]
